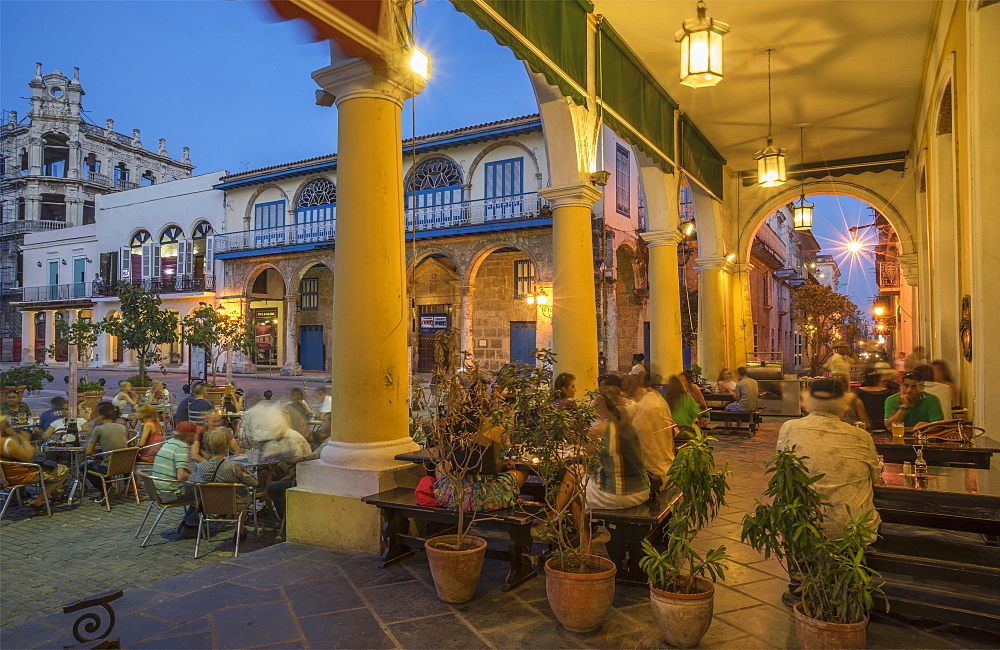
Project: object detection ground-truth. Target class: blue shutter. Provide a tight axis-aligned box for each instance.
[484,158,524,220]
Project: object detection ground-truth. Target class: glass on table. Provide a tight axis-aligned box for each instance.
[891,422,905,439]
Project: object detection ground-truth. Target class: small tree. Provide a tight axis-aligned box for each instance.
[46,317,102,381]
[789,283,865,375]
[181,302,257,386]
[101,284,179,386]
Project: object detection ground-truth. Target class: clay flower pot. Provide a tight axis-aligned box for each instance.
[649,578,715,648]
[793,602,868,649]
[424,535,487,604]
[545,555,617,632]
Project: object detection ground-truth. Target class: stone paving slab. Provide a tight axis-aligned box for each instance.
[3,424,998,649]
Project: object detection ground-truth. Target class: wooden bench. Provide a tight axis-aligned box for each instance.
[592,498,674,584]
[362,487,541,592]
[707,409,762,437]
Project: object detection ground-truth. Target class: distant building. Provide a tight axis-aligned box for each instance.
[0,63,194,359]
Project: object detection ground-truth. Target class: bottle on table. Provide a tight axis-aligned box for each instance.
[913,446,928,477]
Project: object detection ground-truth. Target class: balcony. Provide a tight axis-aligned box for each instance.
[16,275,216,303]
[215,192,550,255]
[114,178,139,191]
[0,220,69,236]
[87,172,111,187]
[877,261,900,288]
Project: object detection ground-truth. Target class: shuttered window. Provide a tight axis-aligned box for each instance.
[615,144,630,216]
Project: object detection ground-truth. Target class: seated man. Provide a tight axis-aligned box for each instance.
[191,428,258,541]
[174,382,214,427]
[725,367,759,412]
[39,396,68,432]
[190,412,242,462]
[151,421,202,537]
[83,402,130,501]
[256,404,315,522]
[623,374,675,489]
[884,372,944,429]
[1,390,31,421]
[44,412,91,440]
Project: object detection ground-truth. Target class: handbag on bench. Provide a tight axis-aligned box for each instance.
[912,419,984,442]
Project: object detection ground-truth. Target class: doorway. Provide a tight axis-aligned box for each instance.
[509,321,537,366]
[299,325,325,371]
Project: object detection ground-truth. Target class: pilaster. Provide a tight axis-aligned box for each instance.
[641,230,685,378]
[279,295,302,376]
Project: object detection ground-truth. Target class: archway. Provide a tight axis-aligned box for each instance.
[409,254,461,373]
[294,262,334,371]
[246,266,287,367]
[614,245,643,373]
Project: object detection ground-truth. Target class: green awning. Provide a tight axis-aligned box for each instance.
[450,0,591,107]
[679,115,726,199]
[597,22,677,172]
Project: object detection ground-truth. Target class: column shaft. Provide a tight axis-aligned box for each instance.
[280,295,302,376]
[20,311,35,363]
[696,260,730,381]
[44,310,57,363]
[729,263,753,368]
[643,231,684,378]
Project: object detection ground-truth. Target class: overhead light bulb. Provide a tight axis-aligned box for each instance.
[409,47,431,80]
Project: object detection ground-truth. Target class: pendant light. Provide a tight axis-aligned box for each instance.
[754,48,786,187]
[676,0,729,88]
[792,126,814,230]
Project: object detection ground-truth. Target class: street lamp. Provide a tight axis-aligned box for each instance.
[873,305,886,317]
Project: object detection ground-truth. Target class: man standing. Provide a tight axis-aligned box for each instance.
[824,345,854,392]
[725,367,759,413]
[151,421,202,538]
[884,372,944,428]
[623,375,675,490]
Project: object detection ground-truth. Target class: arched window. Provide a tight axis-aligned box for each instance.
[160,226,183,244]
[296,178,336,225]
[193,221,213,239]
[192,221,213,276]
[406,158,464,230]
[130,230,152,249]
[141,170,156,186]
[114,162,130,189]
[126,230,152,285]
[159,226,184,282]
[42,133,69,177]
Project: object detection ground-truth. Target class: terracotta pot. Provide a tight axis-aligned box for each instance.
[649,579,715,648]
[424,535,487,604]
[793,602,868,649]
[545,555,617,632]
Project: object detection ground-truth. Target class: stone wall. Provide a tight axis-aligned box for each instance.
[470,251,538,374]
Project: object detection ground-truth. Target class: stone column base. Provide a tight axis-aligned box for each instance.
[279,362,303,376]
[286,436,422,553]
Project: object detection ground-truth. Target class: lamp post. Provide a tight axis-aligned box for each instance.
[217,304,233,387]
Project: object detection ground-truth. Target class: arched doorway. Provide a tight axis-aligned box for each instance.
[409,254,461,373]
[295,262,334,371]
[246,267,287,367]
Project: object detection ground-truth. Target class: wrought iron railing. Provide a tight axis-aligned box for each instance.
[17,275,216,302]
[877,261,900,287]
[214,192,550,255]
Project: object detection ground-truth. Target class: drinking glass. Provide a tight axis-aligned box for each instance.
[891,422,905,439]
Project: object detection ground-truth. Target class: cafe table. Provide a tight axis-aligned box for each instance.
[40,442,87,503]
[871,432,1000,469]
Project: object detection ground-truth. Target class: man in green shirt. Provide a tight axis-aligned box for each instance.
[884,372,944,428]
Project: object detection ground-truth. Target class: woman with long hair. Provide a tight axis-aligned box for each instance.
[135,403,165,463]
[664,375,702,438]
[1,416,69,512]
[931,359,959,406]
[715,368,736,394]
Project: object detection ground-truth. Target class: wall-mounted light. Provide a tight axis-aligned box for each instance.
[85,257,93,263]
[409,46,431,81]
[37,261,42,267]
[873,305,886,317]
[525,290,552,317]
[725,253,736,263]
[680,221,696,236]
[61,259,67,265]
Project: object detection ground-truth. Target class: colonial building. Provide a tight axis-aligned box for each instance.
[214,115,653,377]
[0,63,195,358]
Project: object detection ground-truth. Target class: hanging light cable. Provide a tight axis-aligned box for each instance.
[754,48,786,187]
[792,126,814,230]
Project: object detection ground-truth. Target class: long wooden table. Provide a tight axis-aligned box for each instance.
[871,433,1000,469]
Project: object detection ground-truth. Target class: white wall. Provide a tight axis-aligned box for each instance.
[21,225,98,288]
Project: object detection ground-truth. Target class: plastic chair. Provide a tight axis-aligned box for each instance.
[86,447,141,512]
[133,470,194,547]
[193,482,259,558]
[0,461,52,518]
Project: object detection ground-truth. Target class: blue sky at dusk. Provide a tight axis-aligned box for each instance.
[1,0,878,307]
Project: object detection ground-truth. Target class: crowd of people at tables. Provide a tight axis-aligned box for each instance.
[0,380,334,530]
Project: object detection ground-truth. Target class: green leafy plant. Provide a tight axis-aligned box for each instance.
[124,374,150,388]
[101,284,179,386]
[181,303,257,386]
[639,430,731,594]
[1,362,55,392]
[789,284,866,375]
[741,448,885,624]
[686,363,704,384]
[45,317,102,381]
[492,350,600,571]
[76,380,104,393]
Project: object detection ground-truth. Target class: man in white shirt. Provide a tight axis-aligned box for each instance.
[914,365,952,417]
[823,345,854,392]
[623,375,675,489]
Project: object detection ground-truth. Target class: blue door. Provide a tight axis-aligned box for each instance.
[49,261,59,299]
[299,325,324,370]
[509,321,537,366]
[73,258,87,297]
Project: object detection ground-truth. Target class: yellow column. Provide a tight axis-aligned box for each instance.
[695,257,731,381]
[289,59,426,553]
[44,309,58,363]
[729,262,754,369]
[539,184,602,392]
[641,230,684,379]
[20,310,35,364]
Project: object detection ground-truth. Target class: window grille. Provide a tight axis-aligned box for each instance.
[299,277,319,311]
[514,259,535,299]
[615,145,630,216]
[297,179,336,208]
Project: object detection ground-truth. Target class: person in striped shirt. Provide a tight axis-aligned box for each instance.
[585,385,650,511]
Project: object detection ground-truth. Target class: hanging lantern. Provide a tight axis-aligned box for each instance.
[676,0,730,88]
[755,139,787,187]
[792,195,814,230]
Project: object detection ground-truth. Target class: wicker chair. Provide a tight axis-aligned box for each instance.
[193,482,259,559]
[1,460,53,518]
[86,447,141,512]
[133,470,194,547]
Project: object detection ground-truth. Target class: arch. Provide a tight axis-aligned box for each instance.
[244,262,290,296]
[465,242,542,287]
[406,246,464,278]
[158,224,184,243]
[292,258,334,283]
[41,132,69,177]
[293,177,337,208]
[403,153,464,192]
[243,183,291,225]
[466,140,542,189]
[192,220,213,238]
[141,169,156,186]
[129,229,152,248]
[742,180,916,261]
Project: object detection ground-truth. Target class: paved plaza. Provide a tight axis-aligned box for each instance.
[4,423,996,649]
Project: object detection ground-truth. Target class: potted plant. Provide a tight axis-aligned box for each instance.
[639,431,731,648]
[419,332,491,604]
[493,351,612,633]
[181,302,257,386]
[1,362,55,395]
[741,448,884,649]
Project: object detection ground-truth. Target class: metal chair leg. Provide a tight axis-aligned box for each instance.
[0,488,16,519]
[135,503,155,538]
[234,518,242,558]
[194,513,204,559]
[141,507,167,548]
[40,477,52,517]
[102,479,111,512]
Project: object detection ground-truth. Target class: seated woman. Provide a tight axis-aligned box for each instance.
[111,380,138,413]
[191,428,259,540]
[1,416,69,512]
[585,386,650,511]
[553,372,577,405]
[144,380,170,405]
[190,412,242,462]
[715,368,736,395]
[135,403,165,463]
[855,365,897,431]
[680,371,709,410]
[664,375,703,439]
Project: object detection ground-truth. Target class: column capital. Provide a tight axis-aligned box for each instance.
[897,253,918,286]
[730,262,754,274]
[694,256,735,273]
[312,58,426,110]
[538,183,603,209]
[641,230,684,248]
